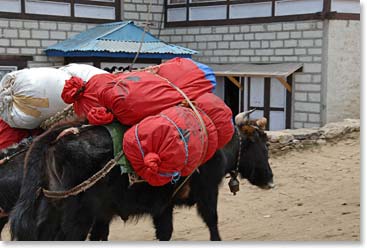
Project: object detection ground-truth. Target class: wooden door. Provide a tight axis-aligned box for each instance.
[245,76,292,130]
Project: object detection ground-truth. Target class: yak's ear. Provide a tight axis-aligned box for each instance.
[256,117,267,130]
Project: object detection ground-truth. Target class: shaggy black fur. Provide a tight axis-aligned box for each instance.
[0,149,25,239]
[1,131,113,241]
[10,121,273,241]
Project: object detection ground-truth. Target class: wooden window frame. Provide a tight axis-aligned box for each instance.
[247,76,292,130]
[164,0,360,27]
[0,55,33,70]
[0,0,121,23]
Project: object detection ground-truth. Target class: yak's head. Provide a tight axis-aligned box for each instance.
[234,110,274,189]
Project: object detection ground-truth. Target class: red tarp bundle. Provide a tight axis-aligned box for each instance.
[61,58,216,126]
[123,93,233,186]
[60,58,235,187]
[0,118,38,149]
[96,57,216,125]
[123,105,218,186]
[61,74,115,119]
[195,93,234,149]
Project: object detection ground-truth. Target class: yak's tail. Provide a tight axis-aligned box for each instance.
[9,125,74,240]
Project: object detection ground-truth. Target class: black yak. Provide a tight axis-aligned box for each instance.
[10,111,273,241]
[0,143,27,239]
[0,137,111,241]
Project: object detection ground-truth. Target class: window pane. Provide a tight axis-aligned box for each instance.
[249,77,264,108]
[0,0,21,13]
[191,0,223,2]
[190,5,226,20]
[270,111,285,130]
[331,0,360,14]
[75,4,115,19]
[169,0,185,4]
[25,0,70,16]
[167,7,186,22]
[230,2,272,19]
[270,78,286,108]
[86,0,114,2]
[275,0,323,16]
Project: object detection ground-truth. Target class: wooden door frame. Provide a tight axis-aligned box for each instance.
[224,76,240,116]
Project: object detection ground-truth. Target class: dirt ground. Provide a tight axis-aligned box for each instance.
[2,132,360,241]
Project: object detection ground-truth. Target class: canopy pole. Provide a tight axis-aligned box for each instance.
[226,76,242,89]
[275,76,292,92]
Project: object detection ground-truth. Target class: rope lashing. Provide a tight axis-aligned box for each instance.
[43,149,124,199]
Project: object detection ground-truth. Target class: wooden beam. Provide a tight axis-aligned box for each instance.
[323,0,332,15]
[226,76,242,89]
[275,76,292,92]
[285,75,292,129]
[264,78,271,130]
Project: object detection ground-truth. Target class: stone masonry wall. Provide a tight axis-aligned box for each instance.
[266,119,360,156]
[159,21,325,130]
[0,18,97,67]
[122,0,164,36]
[122,0,325,129]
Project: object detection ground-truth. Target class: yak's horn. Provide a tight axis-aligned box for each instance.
[256,117,267,129]
[235,109,256,126]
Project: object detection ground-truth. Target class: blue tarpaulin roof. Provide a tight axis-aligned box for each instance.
[45,21,197,59]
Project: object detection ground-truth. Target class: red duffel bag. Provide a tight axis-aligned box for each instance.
[123,106,218,186]
[89,57,216,126]
[195,93,234,149]
[0,118,38,149]
[150,57,216,93]
[61,74,116,121]
[62,58,216,126]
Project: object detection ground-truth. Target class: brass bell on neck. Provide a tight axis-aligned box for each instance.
[228,177,240,195]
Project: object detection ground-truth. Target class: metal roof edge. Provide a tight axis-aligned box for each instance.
[95,21,131,41]
[45,50,193,59]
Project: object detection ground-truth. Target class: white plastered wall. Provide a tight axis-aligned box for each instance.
[324,20,360,123]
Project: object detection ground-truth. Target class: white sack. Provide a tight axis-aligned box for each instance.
[0,68,71,129]
[59,63,107,82]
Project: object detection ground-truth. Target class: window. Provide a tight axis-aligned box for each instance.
[168,0,185,4]
[0,0,121,23]
[0,66,17,82]
[0,56,32,78]
[191,0,223,2]
[165,0,360,27]
[168,0,223,4]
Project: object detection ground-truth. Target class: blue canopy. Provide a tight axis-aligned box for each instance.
[45,21,197,59]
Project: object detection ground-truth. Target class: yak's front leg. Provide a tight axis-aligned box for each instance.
[60,199,94,241]
[196,187,221,241]
[153,205,174,241]
[0,216,8,240]
[89,215,113,241]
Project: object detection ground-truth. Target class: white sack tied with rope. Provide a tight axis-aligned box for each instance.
[0,68,70,129]
[59,63,107,82]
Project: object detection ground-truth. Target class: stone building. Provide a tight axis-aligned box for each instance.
[0,0,360,130]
